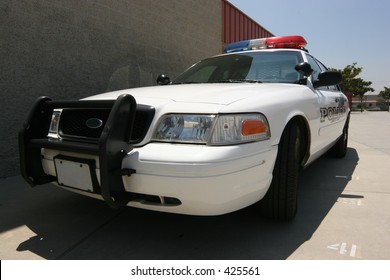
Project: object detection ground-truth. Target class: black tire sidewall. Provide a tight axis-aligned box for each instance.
[260,122,300,220]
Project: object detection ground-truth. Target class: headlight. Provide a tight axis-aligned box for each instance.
[49,110,61,135]
[152,114,215,144]
[152,113,270,145]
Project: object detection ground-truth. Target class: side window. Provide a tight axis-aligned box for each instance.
[306,55,322,81]
[315,58,339,91]
[307,55,339,91]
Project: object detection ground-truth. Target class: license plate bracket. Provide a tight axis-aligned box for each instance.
[54,155,97,192]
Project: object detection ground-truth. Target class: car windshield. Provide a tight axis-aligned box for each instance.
[173,51,304,84]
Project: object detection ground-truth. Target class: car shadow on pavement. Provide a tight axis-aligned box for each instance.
[4,148,359,260]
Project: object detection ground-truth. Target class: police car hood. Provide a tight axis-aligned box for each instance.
[86,83,295,107]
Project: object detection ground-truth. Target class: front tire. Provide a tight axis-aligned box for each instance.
[259,121,301,220]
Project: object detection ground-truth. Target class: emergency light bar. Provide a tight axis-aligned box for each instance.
[224,35,307,53]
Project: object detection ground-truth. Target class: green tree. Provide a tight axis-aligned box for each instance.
[351,78,375,112]
[378,86,390,111]
[333,63,374,112]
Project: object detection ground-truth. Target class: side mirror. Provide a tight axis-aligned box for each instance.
[313,71,342,88]
[295,62,313,77]
[156,74,171,85]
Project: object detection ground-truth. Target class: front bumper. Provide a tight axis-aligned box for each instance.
[122,143,277,215]
[41,142,277,215]
[20,95,277,215]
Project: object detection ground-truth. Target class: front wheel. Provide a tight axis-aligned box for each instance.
[259,122,301,220]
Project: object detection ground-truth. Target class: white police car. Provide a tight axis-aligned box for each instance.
[19,36,349,220]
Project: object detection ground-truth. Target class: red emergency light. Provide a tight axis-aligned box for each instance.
[264,36,307,49]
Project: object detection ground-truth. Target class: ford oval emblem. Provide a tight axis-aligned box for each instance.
[86,118,103,129]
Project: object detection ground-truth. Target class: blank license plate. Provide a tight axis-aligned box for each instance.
[54,157,94,192]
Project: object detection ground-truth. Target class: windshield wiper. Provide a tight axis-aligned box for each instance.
[172,79,263,84]
[171,81,201,85]
[209,79,262,84]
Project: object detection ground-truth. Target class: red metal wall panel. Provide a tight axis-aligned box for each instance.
[222,0,273,44]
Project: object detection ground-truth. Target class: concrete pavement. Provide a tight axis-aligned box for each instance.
[1,111,389,259]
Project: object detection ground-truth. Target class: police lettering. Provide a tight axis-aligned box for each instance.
[320,106,346,122]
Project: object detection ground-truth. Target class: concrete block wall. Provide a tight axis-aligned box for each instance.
[0,0,221,177]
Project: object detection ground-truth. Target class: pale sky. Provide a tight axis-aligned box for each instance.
[228,0,390,94]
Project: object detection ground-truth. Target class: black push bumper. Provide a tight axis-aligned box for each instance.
[19,94,137,208]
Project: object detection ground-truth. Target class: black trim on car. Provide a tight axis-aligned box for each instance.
[19,94,138,209]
